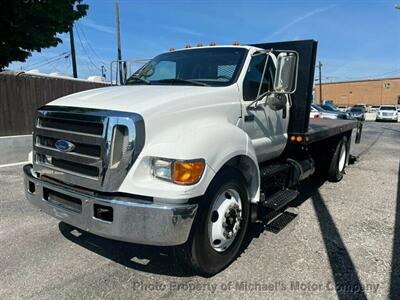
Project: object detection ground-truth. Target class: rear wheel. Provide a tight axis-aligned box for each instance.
[327,136,349,182]
[175,168,250,275]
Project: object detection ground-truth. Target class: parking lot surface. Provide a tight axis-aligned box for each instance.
[0,122,399,299]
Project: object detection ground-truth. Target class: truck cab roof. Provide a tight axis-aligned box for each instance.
[170,45,260,53]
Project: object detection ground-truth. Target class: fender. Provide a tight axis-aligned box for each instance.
[118,119,260,203]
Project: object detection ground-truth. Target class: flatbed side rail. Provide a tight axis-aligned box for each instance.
[287,119,362,145]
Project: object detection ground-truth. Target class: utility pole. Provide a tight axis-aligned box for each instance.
[101,65,106,79]
[318,61,323,104]
[115,0,123,84]
[69,26,78,78]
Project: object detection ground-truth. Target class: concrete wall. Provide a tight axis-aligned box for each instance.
[315,77,400,106]
[0,135,31,165]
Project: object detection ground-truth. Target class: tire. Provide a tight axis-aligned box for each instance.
[327,136,349,182]
[175,167,250,276]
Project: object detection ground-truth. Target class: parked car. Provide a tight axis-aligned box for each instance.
[370,105,380,113]
[376,105,398,122]
[337,105,348,112]
[353,104,367,109]
[321,104,353,119]
[309,109,320,119]
[397,105,400,113]
[349,107,366,121]
[311,104,348,120]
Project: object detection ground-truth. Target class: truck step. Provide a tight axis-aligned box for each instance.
[262,188,299,211]
[266,211,298,233]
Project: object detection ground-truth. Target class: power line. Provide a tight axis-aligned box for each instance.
[74,25,102,74]
[24,52,70,69]
[76,23,108,66]
[46,54,70,74]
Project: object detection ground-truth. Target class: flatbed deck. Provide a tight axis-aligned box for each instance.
[288,119,361,145]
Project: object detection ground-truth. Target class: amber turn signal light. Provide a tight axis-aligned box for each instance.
[173,160,205,185]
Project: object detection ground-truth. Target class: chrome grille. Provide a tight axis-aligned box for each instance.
[33,106,145,191]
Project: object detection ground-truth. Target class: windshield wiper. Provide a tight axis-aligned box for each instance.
[125,75,150,85]
[152,78,209,87]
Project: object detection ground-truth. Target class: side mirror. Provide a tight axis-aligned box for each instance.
[273,52,298,94]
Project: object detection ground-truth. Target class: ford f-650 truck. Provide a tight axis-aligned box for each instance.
[24,40,362,275]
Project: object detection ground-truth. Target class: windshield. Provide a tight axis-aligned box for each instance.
[125,47,248,87]
[380,106,396,111]
[351,108,363,112]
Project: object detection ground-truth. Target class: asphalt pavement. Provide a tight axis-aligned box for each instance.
[0,122,399,300]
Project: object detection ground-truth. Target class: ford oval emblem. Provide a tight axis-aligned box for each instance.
[55,140,75,152]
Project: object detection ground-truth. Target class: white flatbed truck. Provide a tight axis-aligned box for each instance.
[24,40,362,275]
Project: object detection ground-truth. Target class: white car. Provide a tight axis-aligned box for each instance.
[376,105,398,122]
[370,105,380,113]
[337,105,348,112]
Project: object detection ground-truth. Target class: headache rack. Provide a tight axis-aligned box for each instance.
[33,106,145,192]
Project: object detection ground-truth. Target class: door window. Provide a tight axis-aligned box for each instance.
[243,55,276,101]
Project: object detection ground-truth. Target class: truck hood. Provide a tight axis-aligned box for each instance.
[49,85,240,119]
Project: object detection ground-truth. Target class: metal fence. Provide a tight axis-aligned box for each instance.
[0,71,109,136]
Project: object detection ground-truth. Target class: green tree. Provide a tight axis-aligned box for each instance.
[0,0,88,70]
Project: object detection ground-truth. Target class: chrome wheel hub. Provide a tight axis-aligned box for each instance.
[338,143,346,172]
[208,188,242,252]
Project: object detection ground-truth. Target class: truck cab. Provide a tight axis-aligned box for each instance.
[24,40,361,275]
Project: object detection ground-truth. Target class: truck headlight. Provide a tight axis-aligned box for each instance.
[151,158,205,185]
[152,158,173,181]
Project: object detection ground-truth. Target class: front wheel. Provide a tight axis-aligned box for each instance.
[175,168,250,275]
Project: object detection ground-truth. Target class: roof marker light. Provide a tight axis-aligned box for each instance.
[169,48,176,52]
[209,42,216,46]
[232,41,240,46]
[185,44,192,48]
[196,43,204,47]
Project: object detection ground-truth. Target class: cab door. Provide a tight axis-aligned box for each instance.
[240,53,289,163]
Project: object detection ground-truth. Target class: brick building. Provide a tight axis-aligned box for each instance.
[315,77,400,106]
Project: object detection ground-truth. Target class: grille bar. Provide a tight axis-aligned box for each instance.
[35,127,103,145]
[34,145,101,165]
[38,116,104,136]
[36,135,101,158]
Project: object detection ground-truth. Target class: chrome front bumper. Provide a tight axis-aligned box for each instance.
[23,164,197,246]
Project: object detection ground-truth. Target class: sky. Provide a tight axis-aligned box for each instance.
[8,0,400,82]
